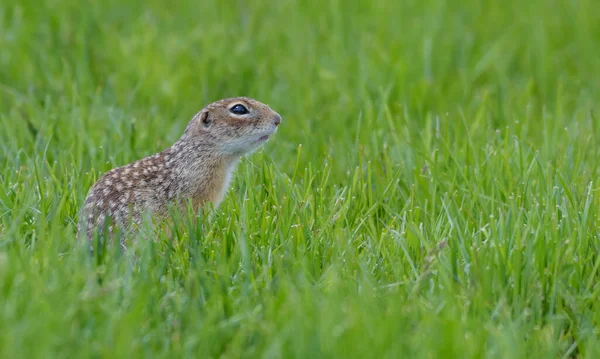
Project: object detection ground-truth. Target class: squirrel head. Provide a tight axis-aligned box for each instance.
[182,97,282,157]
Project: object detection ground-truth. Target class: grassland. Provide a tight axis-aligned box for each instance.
[1,0,600,357]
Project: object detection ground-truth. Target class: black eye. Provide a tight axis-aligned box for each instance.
[230,104,249,115]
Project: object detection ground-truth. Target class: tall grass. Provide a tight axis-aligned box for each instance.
[1,0,600,357]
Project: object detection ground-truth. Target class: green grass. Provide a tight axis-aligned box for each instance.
[1,0,600,357]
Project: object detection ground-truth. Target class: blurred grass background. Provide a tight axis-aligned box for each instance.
[1,0,600,357]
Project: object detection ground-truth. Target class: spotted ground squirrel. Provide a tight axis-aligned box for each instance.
[78,97,282,243]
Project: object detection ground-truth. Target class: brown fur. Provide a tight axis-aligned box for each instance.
[78,97,282,244]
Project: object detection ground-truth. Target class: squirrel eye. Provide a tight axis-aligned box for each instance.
[230,104,249,115]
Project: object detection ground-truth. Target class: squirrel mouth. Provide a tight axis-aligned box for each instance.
[257,135,270,142]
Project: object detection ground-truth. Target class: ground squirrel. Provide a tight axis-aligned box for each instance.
[78,97,282,242]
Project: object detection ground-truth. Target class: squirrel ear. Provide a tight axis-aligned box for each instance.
[200,111,211,128]
[184,111,211,135]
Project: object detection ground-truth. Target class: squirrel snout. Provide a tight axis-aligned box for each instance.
[273,114,282,126]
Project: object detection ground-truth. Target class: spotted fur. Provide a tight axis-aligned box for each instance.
[78,97,282,243]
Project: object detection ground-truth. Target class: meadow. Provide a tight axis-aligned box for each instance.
[1,0,600,357]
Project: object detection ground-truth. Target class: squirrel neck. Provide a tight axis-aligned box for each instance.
[167,137,240,209]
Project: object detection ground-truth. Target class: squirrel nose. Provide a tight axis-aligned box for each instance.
[273,114,282,126]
